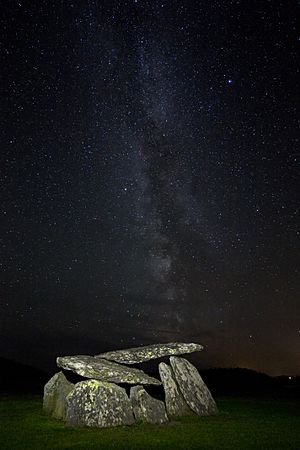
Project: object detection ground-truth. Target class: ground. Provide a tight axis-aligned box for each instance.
[0,395,299,449]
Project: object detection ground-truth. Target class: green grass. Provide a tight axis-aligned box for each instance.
[0,394,299,449]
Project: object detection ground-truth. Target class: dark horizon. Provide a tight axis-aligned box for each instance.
[1,1,299,377]
[1,333,299,378]
[2,350,300,381]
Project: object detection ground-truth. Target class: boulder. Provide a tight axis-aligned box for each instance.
[65,380,134,427]
[170,356,218,416]
[57,355,161,385]
[159,362,191,417]
[130,386,168,425]
[96,342,203,364]
[43,372,74,419]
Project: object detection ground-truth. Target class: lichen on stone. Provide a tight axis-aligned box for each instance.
[96,342,203,364]
[56,355,161,385]
[65,380,134,428]
[43,372,74,420]
[170,356,218,416]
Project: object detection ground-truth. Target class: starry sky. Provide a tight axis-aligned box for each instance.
[1,0,299,376]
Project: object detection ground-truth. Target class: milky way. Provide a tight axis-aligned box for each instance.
[0,0,299,375]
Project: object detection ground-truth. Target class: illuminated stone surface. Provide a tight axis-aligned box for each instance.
[57,355,161,385]
[96,342,203,364]
[65,380,134,427]
[43,372,74,419]
[159,362,190,417]
[170,356,218,416]
[130,385,168,424]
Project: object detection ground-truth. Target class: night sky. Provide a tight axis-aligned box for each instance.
[1,0,299,376]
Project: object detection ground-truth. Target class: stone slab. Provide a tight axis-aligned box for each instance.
[43,372,74,419]
[57,355,161,385]
[159,362,191,417]
[130,386,168,424]
[170,356,218,416]
[96,342,203,364]
[65,380,134,427]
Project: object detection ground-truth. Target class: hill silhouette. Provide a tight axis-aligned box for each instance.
[0,357,50,394]
[201,367,300,397]
[1,357,299,397]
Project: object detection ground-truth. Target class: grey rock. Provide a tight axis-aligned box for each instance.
[65,380,134,428]
[96,342,203,364]
[159,362,191,417]
[43,372,74,419]
[57,355,161,385]
[130,386,168,425]
[170,356,218,416]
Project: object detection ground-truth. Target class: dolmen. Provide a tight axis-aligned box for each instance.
[43,342,218,428]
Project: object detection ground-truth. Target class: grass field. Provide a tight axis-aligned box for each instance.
[0,394,299,449]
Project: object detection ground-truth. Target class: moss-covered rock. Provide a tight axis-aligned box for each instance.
[96,342,203,364]
[170,356,218,416]
[130,386,168,425]
[159,362,191,417]
[56,355,161,385]
[43,372,74,419]
[65,380,134,428]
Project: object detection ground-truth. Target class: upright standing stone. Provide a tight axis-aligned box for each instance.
[170,356,218,416]
[130,386,168,425]
[96,342,203,364]
[43,372,74,419]
[159,362,191,417]
[65,380,134,428]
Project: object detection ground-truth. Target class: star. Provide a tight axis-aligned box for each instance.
[0,0,298,377]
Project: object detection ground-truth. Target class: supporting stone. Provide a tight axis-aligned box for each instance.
[159,362,191,417]
[65,380,134,427]
[170,356,218,416]
[130,385,168,425]
[43,372,74,419]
